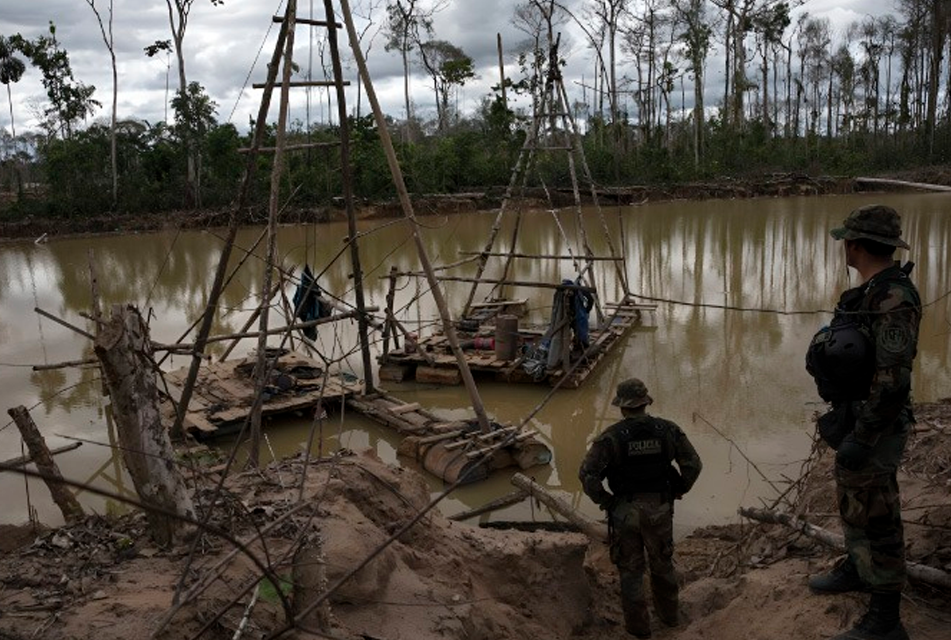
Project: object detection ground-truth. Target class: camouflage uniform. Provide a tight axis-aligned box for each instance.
[832,262,920,592]
[579,379,702,638]
[807,205,919,640]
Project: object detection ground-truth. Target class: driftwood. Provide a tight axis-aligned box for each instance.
[739,506,951,590]
[855,177,951,193]
[7,406,85,523]
[511,472,606,541]
[95,304,196,546]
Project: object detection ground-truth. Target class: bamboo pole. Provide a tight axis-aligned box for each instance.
[458,251,623,261]
[170,18,290,440]
[219,280,284,362]
[248,0,298,469]
[0,441,82,469]
[738,507,951,589]
[340,0,491,433]
[511,472,606,540]
[7,406,85,523]
[152,310,370,352]
[448,489,529,522]
[324,0,375,394]
[34,307,94,340]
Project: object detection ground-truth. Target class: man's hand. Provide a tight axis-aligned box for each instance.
[836,434,873,471]
[598,495,616,512]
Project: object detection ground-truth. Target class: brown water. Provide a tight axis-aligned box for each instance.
[1,193,949,535]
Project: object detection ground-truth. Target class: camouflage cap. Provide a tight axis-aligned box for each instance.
[611,378,653,409]
[830,204,910,249]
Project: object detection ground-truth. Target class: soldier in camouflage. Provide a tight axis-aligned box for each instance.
[578,378,702,639]
[806,204,920,640]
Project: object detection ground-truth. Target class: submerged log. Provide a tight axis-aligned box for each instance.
[511,472,606,541]
[855,177,951,193]
[7,406,84,523]
[95,304,196,546]
[739,506,951,589]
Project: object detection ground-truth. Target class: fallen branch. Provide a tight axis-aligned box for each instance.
[739,506,951,590]
[0,441,82,470]
[7,405,84,522]
[511,472,606,541]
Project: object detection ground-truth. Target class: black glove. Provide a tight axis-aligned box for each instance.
[598,495,617,512]
[835,434,873,471]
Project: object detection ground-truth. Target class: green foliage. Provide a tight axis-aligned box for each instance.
[10,22,100,139]
[258,574,293,604]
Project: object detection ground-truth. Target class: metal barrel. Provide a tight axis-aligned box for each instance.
[495,314,519,361]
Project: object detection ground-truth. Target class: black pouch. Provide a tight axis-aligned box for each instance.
[817,403,855,450]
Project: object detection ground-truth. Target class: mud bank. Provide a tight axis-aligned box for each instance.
[0,399,949,639]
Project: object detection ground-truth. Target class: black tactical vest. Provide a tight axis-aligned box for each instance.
[602,416,674,496]
[805,263,914,403]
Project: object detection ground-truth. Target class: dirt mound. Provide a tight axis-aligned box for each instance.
[1,403,949,640]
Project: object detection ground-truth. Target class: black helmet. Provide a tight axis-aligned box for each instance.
[806,320,874,402]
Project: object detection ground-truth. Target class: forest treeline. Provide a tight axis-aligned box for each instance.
[2,0,951,220]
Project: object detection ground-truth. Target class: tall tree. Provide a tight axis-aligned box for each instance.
[0,36,25,143]
[11,23,100,139]
[671,0,712,167]
[384,0,442,140]
[417,40,475,130]
[171,81,217,208]
[84,0,119,209]
[587,0,629,130]
[163,0,222,207]
[0,36,26,198]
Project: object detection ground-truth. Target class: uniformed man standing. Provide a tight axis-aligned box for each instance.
[579,378,702,639]
[806,205,920,640]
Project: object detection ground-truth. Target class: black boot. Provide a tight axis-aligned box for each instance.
[809,556,871,594]
[831,593,909,640]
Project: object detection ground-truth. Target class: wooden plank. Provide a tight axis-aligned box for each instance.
[416,366,462,385]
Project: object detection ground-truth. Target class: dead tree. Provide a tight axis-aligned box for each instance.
[94,304,195,546]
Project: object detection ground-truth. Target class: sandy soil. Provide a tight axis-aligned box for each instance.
[0,401,949,640]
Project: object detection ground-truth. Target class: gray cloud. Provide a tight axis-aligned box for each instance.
[3,0,890,136]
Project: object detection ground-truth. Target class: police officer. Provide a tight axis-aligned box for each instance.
[806,205,920,640]
[579,378,702,638]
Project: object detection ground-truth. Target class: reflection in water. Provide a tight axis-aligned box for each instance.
[0,194,948,533]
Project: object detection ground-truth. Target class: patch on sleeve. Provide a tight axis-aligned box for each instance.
[878,326,911,354]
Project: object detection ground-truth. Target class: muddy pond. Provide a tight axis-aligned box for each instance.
[1,192,949,537]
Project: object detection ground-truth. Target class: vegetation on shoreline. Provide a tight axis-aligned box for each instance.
[4,1,951,224]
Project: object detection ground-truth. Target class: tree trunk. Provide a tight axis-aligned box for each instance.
[7,405,84,523]
[94,304,195,546]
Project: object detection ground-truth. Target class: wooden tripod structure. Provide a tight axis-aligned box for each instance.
[460,25,631,323]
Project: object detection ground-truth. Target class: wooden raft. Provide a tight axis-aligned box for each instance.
[160,350,362,439]
[378,296,655,389]
[346,390,552,484]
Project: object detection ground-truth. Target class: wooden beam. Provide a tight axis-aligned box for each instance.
[272,15,340,28]
[458,251,623,261]
[252,80,349,89]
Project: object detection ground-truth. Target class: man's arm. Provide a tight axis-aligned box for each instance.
[853,283,920,445]
[578,438,614,507]
[671,425,702,496]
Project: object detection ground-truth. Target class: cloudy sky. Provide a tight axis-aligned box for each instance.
[2,0,893,137]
